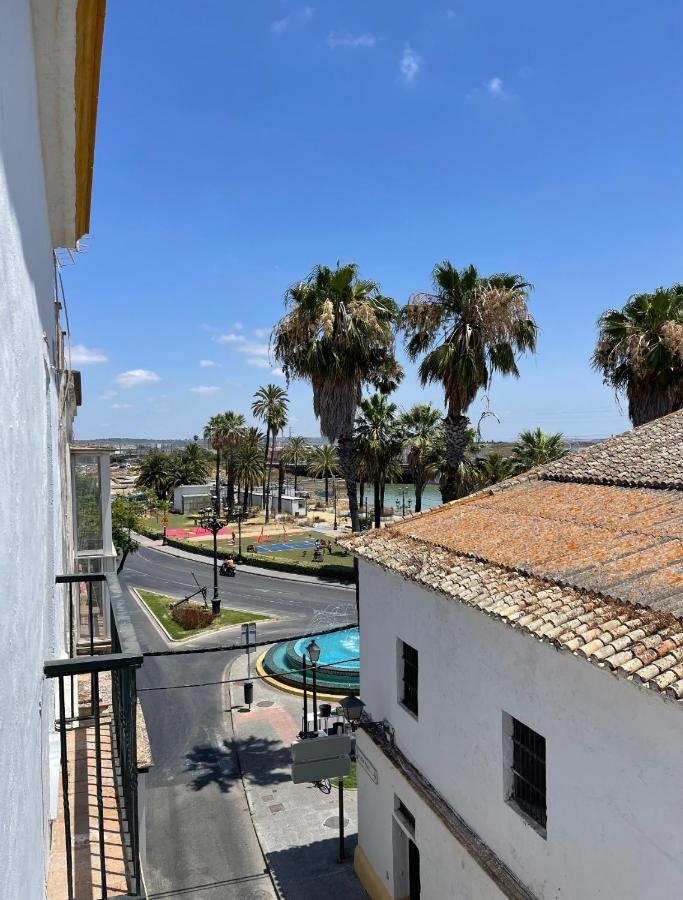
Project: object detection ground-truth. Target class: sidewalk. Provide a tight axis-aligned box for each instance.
[133,532,354,588]
[228,650,367,899]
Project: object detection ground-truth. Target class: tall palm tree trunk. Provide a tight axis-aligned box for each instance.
[324,477,329,505]
[263,429,270,510]
[265,434,276,523]
[227,453,235,513]
[440,411,470,503]
[338,432,360,532]
[293,456,298,493]
[214,449,222,515]
[373,479,381,528]
[359,480,365,511]
[415,476,424,513]
[277,460,284,513]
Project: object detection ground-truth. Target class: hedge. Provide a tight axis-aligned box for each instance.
[164,537,354,582]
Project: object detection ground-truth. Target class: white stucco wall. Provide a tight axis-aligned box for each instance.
[0,2,69,896]
[358,560,683,899]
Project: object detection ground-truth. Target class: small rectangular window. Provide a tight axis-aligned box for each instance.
[401,641,419,716]
[510,718,546,829]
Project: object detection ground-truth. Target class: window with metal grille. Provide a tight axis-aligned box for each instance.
[401,641,418,716]
[510,718,546,829]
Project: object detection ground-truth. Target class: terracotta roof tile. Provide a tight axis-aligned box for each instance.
[346,530,683,702]
[540,408,683,488]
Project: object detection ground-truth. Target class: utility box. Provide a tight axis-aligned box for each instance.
[291,733,352,784]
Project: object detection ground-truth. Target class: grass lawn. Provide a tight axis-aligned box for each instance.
[332,761,357,790]
[136,588,269,641]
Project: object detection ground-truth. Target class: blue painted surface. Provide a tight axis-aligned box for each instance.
[294,627,360,670]
[262,626,360,691]
[256,540,317,553]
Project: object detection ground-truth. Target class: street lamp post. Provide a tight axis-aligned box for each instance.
[306,639,321,732]
[301,656,308,737]
[197,509,226,616]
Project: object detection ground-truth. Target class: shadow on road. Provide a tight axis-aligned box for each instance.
[185,736,291,794]
[266,834,365,899]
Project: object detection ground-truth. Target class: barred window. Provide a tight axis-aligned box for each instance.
[401,642,418,716]
[511,718,546,829]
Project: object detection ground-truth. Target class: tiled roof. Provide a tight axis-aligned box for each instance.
[349,530,683,701]
[540,408,683,488]
[345,411,683,705]
[390,480,683,616]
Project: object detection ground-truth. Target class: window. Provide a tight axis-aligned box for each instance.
[73,455,103,552]
[401,641,419,716]
[509,717,546,830]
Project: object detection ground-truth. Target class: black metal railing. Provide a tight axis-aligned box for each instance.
[45,573,144,899]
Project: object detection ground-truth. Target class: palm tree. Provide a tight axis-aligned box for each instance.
[281,436,310,493]
[178,442,213,483]
[510,428,568,474]
[355,393,403,527]
[135,451,172,501]
[273,262,401,531]
[307,444,341,505]
[402,261,536,502]
[400,403,443,513]
[203,413,232,515]
[234,443,265,512]
[220,411,246,513]
[252,385,289,522]
[477,451,513,486]
[591,284,683,426]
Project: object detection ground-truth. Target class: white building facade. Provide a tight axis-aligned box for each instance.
[350,413,683,900]
[0,1,105,896]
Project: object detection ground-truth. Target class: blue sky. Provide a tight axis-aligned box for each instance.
[64,1,683,441]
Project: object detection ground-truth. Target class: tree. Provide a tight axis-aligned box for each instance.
[281,436,310,493]
[273,262,401,531]
[402,262,536,502]
[165,443,213,491]
[252,385,289,522]
[203,414,229,515]
[307,444,341,505]
[400,403,443,513]
[221,412,246,513]
[510,428,568,474]
[234,442,265,512]
[112,497,142,574]
[591,284,683,426]
[135,451,172,501]
[355,393,403,528]
[477,451,513,486]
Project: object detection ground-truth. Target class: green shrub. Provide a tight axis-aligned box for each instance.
[169,604,214,629]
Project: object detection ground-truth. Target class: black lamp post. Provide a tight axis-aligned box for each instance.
[339,694,366,730]
[301,655,308,737]
[307,639,321,732]
[197,509,226,616]
[229,509,246,564]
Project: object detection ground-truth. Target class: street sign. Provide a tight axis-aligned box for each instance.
[291,733,352,784]
[241,622,256,647]
[292,756,351,784]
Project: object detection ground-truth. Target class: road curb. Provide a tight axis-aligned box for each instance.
[133,533,354,589]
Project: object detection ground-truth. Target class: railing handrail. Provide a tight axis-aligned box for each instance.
[56,573,106,584]
[106,572,142,658]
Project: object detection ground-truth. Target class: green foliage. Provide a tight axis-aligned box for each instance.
[592,283,683,426]
[400,403,444,511]
[111,496,142,572]
[476,451,513,486]
[136,589,269,640]
[510,428,569,474]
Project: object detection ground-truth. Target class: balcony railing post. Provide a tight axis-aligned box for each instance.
[57,676,74,900]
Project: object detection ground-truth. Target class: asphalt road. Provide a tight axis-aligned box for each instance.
[119,546,355,899]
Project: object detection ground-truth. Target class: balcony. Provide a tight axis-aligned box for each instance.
[45,574,151,899]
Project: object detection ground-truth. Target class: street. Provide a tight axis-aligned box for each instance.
[119,546,356,899]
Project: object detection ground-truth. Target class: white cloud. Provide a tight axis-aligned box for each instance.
[70,344,108,365]
[190,385,221,395]
[400,46,421,84]
[199,359,217,367]
[271,6,313,34]
[216,333,271,368]
[327,31,376,49]
[114,369,161,389]
[110,403,133,410]
[216,332,246,344]
[487,77,503,96]
[233,321,244,330]
[271,367,285,378]
[251,327,272,339]
[99,389,118,401]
